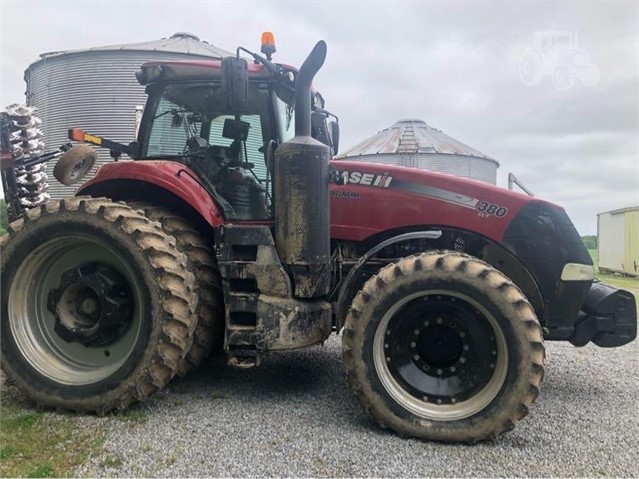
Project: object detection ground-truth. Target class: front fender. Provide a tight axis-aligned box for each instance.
[77,160,224,227]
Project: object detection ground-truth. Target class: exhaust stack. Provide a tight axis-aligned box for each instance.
[274,41,332,298]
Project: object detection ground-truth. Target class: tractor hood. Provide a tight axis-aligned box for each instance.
[329,160,552,243]
[79,156,572,249]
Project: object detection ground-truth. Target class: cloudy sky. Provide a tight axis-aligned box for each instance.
[1,0,637,234]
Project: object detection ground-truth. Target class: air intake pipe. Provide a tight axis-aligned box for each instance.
[274,41,332,298]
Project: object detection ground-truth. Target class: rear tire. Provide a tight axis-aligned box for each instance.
[342,251,544,443]
[126,202,224,376]
[0,197,197,412]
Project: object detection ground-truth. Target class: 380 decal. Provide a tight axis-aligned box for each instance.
[476,201,508,217]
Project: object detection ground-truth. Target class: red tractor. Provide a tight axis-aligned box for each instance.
[1,36,636,443]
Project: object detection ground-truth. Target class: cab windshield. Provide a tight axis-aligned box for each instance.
[141,82,276,220]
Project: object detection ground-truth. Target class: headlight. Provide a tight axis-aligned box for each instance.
[561,263,595,281]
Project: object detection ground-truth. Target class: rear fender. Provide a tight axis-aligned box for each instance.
[77,160,224,228]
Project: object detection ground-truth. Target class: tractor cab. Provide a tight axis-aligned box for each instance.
[131,42,338,221]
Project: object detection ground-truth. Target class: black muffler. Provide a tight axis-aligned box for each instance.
[274,41,331,298]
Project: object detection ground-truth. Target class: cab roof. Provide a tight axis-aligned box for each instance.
[137,59,297,85]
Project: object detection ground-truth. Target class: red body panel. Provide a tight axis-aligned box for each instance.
[78,161,225,227]
[80,159,543,244]
[330,161,540,243]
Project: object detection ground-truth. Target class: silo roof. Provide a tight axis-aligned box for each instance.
[338,118,499,166]
[32,32,233,64]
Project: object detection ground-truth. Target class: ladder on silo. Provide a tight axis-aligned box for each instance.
[397,122,418,168]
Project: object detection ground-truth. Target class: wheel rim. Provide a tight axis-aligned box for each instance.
[373,290,508,421]
[8,235,144,385]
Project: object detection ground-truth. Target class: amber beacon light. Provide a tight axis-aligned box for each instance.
[261,31,276,59]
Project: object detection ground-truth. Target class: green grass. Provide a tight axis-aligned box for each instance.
[112,408,148,425]
[0,404,106,478]
[589,249,639,299]
[100,455,123,468]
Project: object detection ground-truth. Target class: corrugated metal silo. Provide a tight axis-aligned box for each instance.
[337,119,499,184]
[25,33,233,198]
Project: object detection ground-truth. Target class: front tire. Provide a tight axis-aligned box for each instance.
[342,251,544,442]
[0,197,197,412]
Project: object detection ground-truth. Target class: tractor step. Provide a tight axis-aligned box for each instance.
[227,348,261,369]
[215,225,332,355]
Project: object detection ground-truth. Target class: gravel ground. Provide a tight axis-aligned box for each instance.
[50,335,636,478]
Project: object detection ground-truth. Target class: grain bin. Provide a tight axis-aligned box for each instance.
[597,206,639,276]
[25,33,233,198]
[337,119,499,184]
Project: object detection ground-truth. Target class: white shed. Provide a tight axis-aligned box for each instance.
[597,206,639,276]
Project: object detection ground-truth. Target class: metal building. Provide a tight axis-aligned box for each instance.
[337,119,499,184]
[597,206,639,277]
[25,33,233,198]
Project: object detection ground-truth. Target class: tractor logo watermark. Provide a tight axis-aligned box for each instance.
[519,31,600,91]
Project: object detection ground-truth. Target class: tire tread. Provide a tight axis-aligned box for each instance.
[342,250,545,443]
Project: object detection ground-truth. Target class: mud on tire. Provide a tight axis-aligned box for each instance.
[342,251,545,443]
[127,202,224,376]
[0,197,198,412]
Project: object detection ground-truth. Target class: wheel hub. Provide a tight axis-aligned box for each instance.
[383,294,500,405]
[417,324,463,367]
[48,262,133,347]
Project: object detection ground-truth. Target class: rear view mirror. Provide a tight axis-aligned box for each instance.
[223,118,250,141]
[329,121,339,155]
[222,57,249,112]
[311,111,331,147]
